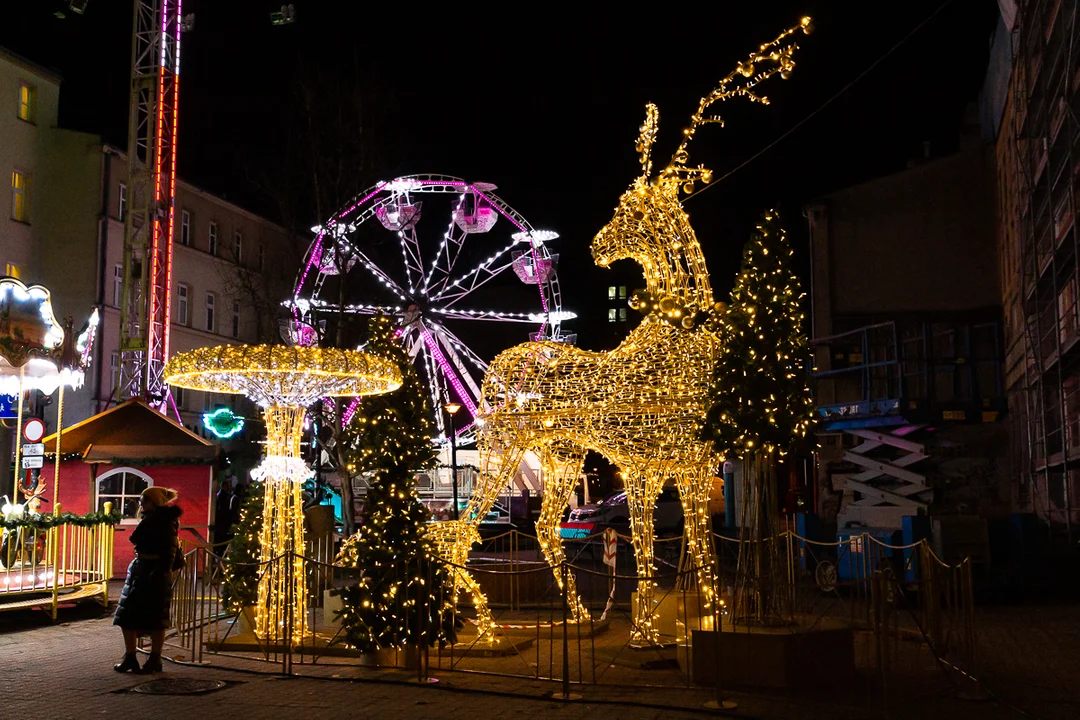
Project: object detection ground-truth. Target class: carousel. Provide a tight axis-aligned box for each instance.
[0,276,103,617]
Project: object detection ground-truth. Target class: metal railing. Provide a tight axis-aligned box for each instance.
[167,528,979,710]
[0,508,115,618]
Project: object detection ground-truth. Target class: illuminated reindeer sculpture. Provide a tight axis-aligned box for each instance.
[432,19,811,642]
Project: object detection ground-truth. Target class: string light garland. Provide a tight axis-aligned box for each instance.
[0,508,121,531]
[334,471,456,652]
[448,18,812,643]
[165,344,402,643]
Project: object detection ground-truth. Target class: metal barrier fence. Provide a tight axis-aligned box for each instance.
[0,513,115,618]
[168,528,979,710]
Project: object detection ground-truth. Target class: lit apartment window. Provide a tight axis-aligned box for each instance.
[607,286,616,300]
[176,284,189,325]
[232,300,240,338]
[618,308,627,321]
[618,286,627,299]
[208,222,218,255]
[4,263,20,279]
[233,231,242,264]
[258,244,265,272]
[17,82,34,122]
[118,183,126,222]
[180,210,190,245]
[11,171,28,222]
[113,264,123,307]
[110,351,118,373]
[608,309,616,322]
[205,293,215,332]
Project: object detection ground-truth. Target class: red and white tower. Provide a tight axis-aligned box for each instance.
[116,0,182,408]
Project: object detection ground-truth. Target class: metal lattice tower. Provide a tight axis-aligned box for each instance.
[115,0,182,408]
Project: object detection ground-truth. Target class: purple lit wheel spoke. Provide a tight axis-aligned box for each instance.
[433,328,483,408]
[419,324,478,418]
[423,321,489,374]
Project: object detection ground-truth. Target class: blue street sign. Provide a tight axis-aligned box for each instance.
[0,394,16,420]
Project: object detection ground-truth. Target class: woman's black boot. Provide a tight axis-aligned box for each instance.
[114,653,140,673]
[140,653,163,674]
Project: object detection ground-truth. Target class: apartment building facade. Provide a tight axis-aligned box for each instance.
[991,0,1080,538]
[1,45,299,464]
[1,47,60,283]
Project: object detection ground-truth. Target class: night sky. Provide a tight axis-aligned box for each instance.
[4,1,998,354]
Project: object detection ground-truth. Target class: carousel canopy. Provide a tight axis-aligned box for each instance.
[0,277,98,395]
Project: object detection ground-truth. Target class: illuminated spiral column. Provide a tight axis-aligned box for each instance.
[253,405,308,642]
[165,344,401,644]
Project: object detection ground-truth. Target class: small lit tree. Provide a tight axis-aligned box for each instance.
[333,464,456,652]
[333,313,451,651]
[221,481,265,613]
[702,209,814,625]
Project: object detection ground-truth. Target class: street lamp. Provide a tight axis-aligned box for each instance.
[444,402,462,520]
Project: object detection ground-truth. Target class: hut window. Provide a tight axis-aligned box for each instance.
[96,467,154,521]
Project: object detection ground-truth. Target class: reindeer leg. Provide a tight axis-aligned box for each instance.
[454,546,498,640]
[428,522,497,641]
[675,457,720,614]
[625,470,661,644]
[535,444,590,623]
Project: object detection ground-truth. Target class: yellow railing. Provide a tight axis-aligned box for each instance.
[0,503,115,619]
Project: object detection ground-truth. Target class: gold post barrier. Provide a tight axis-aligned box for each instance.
[13,366,24,499]
[53,383,64,510]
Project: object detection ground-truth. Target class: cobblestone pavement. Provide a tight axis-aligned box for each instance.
[1,584,1078,720]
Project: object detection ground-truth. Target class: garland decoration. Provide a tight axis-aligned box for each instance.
[0,509,122,531]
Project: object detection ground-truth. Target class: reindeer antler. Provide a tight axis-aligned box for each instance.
[661,16,813,194]
[636,104,661,178]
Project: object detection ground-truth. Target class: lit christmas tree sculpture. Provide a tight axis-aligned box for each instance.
[334,466,455,651]
[333,314,451,651]
[165,344,401,643]
[221,481,265,613]
[701,210,815,625]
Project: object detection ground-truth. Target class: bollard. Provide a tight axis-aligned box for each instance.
[556,562,580,700]
[705,605,737,710]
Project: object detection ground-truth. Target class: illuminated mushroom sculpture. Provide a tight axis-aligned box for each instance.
[165,344,401,643]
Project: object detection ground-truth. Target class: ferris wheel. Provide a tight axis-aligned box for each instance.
[289,174,575,442]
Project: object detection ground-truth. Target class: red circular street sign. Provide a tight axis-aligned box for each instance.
[23,418,45,443]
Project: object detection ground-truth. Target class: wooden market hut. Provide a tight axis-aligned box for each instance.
[42,400,218,577]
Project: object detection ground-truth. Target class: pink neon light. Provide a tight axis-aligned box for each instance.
[167,389,182,424]
[162,0,181,372]
[420,325,478,418]
[147,1,172,401]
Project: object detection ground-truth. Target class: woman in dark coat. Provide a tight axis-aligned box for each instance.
[113,486,183,674]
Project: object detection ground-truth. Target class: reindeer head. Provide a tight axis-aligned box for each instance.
[21,479,47,514]
[591,17,811,326]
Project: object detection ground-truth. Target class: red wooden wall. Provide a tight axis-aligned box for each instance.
[41,460,214,578]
